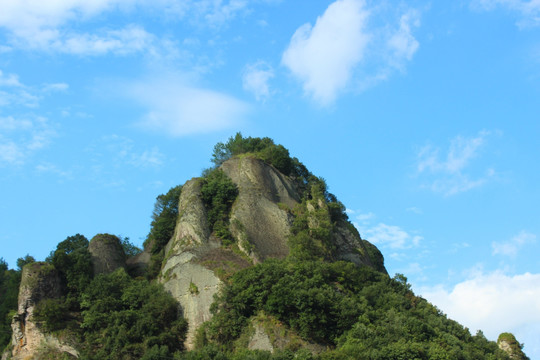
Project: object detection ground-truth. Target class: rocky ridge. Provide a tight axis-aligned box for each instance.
[158,156,385,350]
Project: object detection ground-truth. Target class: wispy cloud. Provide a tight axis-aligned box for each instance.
[362,223,423,249]
[123,74,250,136]
[243,61,274,101]
[0,0,251,55]
[0,69,70,108]
[35,162,73,179]
[352,211,422,250]
[416,130,495,196]
[91,135,165,169]
[0,116,56,165]
[52,25,157,56]
[492,231,537,257]
[387,9,421,69]
[0,69,22,87]
[471,0,540,27]
[281,0,421,106]
[419,270,540,342]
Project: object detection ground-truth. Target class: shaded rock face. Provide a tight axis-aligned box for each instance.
[160,156,386,349]
[221,157,298,262]
[88,234,126,275]
[9,263,78,359]
[160,178,223,350]
[126,249,151,277]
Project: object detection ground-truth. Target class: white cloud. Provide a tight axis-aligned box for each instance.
[0,70,40,108]
[282,0,370,105]
[0,70,23,87]
[406,206,423,214]
[35,162,72,178]
[355,212,375,223]
[197,0,249,27]
[387,10,421,68]
[282,0,421,105]
[0,116,56,165]
[419,270,540,345]
[243,61,274,101]
[417,131,495,196]
[0,0,251,55]
[42,83,69,92]
[472,0,540,27]
[94,135,165,168]
[492,231,537,257]
[0,69,71,107]
[55,25,155,56]
[360,222,422,249]
[124,75,249,136]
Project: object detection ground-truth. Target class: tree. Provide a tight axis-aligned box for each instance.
[48,234,93,308]
[16,254,35,271]
[144,185,182,254]
[0,259,22,349]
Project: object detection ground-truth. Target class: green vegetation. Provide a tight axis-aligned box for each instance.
[120,236,142,257]
[4,232,188,360]
[201,259,511,359]
[497,333,529,360]
[34,298,70,332]
[211,133,292,175]
[201,169,239,245]
[144,185,183,254]
[143,185,182,278]
[79,268,187,359]
[46,234,93,309]
[0,259,21,350]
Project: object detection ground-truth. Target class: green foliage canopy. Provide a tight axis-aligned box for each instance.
[0,258,22,350]
[47,234,93,308]
[201,169,239,244]
[79,268,187,359]
[144,185,183,255]
[206,259,510,360]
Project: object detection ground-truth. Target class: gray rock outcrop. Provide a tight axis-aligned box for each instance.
[159,156,386,349]
[88,234,126,275]
[8,262,78,360]
[159,178,223,350]
[221,157,298,262]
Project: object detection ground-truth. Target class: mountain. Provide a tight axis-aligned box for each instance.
[0,134,528,360]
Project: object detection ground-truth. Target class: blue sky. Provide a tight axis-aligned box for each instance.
[1,0,539,357]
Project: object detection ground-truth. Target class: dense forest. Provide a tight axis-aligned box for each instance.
[0,134,529,360]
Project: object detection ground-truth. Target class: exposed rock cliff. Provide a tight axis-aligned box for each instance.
[498,333,529,360]
[88,234,126,275]
[221,157,298,262]
[159,178,249,349]
[159,156,386,349]
[8,262,78,360]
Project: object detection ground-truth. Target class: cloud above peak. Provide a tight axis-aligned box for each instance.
[282,0,370,106]
[281,0,421,106]
[122,74,250,137]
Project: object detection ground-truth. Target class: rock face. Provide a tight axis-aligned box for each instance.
[245,315,326,354]
[221,157,298,262]
[497,333,528,360]
[88,234,126,275]
[8,262,78,360]
[159,178,223,350]
[160,156,386,349]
